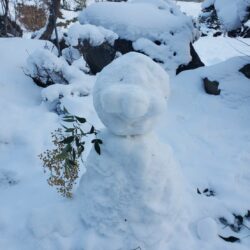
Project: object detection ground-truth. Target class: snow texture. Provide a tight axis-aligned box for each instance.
[66,23,118,47]
[79,0,199,71]
[1,4,250,249]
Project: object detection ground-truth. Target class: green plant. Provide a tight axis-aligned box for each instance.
[218,211,250,243]
[39,108,102,198]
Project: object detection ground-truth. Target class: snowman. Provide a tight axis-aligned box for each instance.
[77,52,184,249]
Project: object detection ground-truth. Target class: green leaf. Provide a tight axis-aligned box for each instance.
[63,115,74,119]
[219,217,229,226]
[78,145,84,157]
[63,118,75,122]
[72,148,76,161]
[94,142,101,155]
[60,136,74,144]
[89,126,95,134]
[75,137,80,147]
[68,159,76,167]
[65,128,75,133]
[91,139,103,144]
[63,107,69,114]
[75,116,86,123]
[219,235,240,243]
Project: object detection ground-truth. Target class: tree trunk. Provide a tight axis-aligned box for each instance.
[40,0,61,40]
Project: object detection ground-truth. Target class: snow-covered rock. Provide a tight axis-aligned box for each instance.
[78,0,201,72]
[67,23,118,47]
[77,52,185,249]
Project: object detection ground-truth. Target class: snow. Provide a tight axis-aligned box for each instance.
[194,36,250,65]
[177,1,202,18]
[93,52,169,136]
[66,23,118,46]
[196,217,218,241]
[79,1,198,71]
[0,1,250,249]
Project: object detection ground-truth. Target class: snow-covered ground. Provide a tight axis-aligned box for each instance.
[194,36,250,65]
[177,0,202,18]
[0,1,250,250]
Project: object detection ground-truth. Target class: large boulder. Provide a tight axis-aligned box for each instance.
[68,0,203,74]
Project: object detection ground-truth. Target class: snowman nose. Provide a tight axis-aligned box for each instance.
[100,84,150,119]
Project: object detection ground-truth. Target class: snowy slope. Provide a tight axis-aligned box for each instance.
[0,36,250,249]
[0,1,250,249]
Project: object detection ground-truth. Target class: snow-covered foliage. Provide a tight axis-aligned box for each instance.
[25,47,93,95]
[78,0,199,71]
[201,0,250,32]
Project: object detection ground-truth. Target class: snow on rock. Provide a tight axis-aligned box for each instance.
[67,23,118,47]
[77,52,185,249]
[93,52,169,136]
[79,1,199,71]
[196,217,218,241]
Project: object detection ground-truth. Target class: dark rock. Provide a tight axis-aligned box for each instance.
[176,43,205,74]
[227,28,242,38]
[114,38,134,54]
[76,38,204,75]
[203,77,221,95]
[154,40,162,46]
[213,31,222,37]
[239,64,250,79]
[78,41,116,74]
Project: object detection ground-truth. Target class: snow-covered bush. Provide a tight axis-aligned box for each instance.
[25,48,92,90]
[61,0,87,11]
[75,0,202,73]
[25,48,70,87]
[199,0,250,36]
[24,47,94,113]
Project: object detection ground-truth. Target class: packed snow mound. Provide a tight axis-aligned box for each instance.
[79,1,199,71]
[93,52,170,136]
[202,0,250,31]
[66,23,118,47]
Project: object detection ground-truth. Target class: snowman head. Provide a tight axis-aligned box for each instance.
[93,52,170,136]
